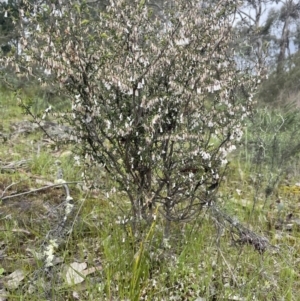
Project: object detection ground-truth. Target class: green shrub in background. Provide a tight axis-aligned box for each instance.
[1,77,70,117]
[239,104,300,209]
[258,52,300,105]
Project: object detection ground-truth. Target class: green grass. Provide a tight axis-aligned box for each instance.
[2,90,300,300]
[0,88,23,129]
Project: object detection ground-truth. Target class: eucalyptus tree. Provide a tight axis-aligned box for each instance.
[234,0,279,72]
[235,0,300,74]
[276,0,300,72]
[1,0,261,236]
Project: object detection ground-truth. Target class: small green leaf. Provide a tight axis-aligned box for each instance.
[138,0,145,8]
[81,20,89,25]
[74,4,80,13]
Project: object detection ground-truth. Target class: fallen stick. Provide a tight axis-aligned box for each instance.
[0,182,81,202]
[209,204,271,253]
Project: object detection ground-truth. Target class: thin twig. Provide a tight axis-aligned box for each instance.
[218,248,238,286]
[1,182,82,201]
[1,180,24,199]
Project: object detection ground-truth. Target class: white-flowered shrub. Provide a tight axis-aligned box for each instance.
[1,0,261,232]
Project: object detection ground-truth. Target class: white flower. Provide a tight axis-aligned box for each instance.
[228,145,236,153]
[85,114,92,124]
[104,82,111,90]
[74,155,80,166]
[65,202,74,215]
[189,172,194,179]
[200,151,211,160]
[106,120,111,130]
[45,105,52,113]
[208,121,214,128]
[221,158,228,165]
[44,239,58,267]
[45,69,51,75]
[175,38,190,46]
[213,82,221,91]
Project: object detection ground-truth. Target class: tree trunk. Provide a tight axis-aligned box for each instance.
[277,16,290,73]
